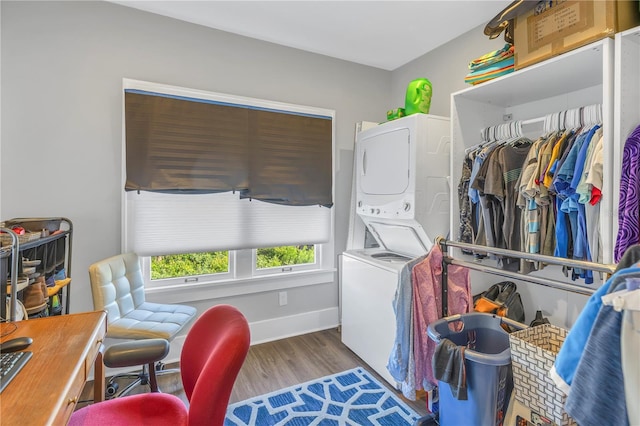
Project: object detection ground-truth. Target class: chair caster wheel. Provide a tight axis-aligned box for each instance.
[155,362,166,371]
[105,382,119,399]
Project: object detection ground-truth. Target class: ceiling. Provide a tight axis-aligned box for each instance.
[111,1,513,71]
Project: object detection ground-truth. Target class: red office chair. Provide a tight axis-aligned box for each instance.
[69,304,250,426]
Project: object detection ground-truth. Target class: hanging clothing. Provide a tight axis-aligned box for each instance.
[411,244,471,391]
[564,270,640,426]
[470,144,502,250]
[554,129,590,266]
[458,155,474,246]
[576,128,603,203]
[542,130,571,188]
[618,290,640,425]
[432,339,467,400]
[387,254,427,400]
[550,267,636,392]
[571,125,600,283]
[456,116,603,284]
[601,286,640,426]
[577,130,604,263]
[585,133,604,206]
[517,137,545,252]
[551,245,640,393]
[483,140,532,270]
[564,301,627,426]
[614,124,640,262]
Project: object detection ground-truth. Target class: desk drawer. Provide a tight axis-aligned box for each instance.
[85,333,105,377]
[53,365,85,425]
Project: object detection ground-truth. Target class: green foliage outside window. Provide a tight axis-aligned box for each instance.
[151,252,229,280]
[256,245,315,269]
[151,245,315,280]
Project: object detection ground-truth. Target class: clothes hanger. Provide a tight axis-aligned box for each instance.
[601,285,640,312]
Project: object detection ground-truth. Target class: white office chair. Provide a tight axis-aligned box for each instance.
[89,252,197,398]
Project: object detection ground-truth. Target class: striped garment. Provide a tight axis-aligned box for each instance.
[468,44,514,72]
[464,57,514,85]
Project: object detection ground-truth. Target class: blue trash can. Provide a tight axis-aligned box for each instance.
[427,313,525,426]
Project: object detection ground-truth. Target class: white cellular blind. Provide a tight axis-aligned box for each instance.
[122,79,334,256]
[124,191,331,256]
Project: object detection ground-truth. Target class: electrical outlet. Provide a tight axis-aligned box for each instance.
[279,291,288,306]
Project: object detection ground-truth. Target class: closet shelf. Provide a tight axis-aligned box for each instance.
[452,39,607,107]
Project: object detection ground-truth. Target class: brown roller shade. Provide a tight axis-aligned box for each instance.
[125,90,333,207]
[245,109,333,207]
[125,91,250,193]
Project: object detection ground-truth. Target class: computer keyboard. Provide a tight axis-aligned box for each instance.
[0,351,32,393]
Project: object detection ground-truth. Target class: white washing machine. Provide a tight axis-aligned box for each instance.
[340,248,410,387]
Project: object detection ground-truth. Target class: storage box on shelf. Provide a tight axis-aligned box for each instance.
[514,0,640,70]
[0,218,73,321]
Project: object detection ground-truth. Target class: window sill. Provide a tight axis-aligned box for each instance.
[144,268,337,305]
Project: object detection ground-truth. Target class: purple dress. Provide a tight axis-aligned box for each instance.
[615,125,640,262]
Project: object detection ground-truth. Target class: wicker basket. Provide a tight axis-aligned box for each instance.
[508,324,577,426]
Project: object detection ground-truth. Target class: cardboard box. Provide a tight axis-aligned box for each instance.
[514,0,640,70]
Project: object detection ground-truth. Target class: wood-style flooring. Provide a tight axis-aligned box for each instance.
[78,328,428,417]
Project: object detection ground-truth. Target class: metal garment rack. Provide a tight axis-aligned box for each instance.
[437,238,617,317]
[1,217,73,321]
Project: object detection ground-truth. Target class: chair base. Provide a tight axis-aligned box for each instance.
[106,362,180,399]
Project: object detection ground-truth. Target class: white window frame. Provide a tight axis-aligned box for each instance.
[252,244,319,276]
[122,79,336,300]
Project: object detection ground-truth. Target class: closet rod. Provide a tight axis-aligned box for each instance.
[448,258,595,297]
[437,238,617,315]
[489,102,601,132]
[520,117,545,126]
[441,239,616,275]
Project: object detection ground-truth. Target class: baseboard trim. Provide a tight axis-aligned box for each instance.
[248,307,340,346]
[98,307,340,381]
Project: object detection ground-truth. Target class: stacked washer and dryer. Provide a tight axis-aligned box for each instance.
[341,113,450,387]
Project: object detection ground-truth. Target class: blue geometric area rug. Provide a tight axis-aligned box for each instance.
[224,367,420,426]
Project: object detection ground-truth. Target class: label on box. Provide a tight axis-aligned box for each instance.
[528,1,593,51]
[516,410,553,426]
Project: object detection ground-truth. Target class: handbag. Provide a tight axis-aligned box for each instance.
[473,281,525,325]
[529,310,550,327]
[5,297,28,321]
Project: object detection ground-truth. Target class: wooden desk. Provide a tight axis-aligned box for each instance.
[0,311,107,425]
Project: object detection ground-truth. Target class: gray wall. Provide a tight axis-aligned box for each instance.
[1,1,506,333]
[0,1,389,323]
[392,29,507,117]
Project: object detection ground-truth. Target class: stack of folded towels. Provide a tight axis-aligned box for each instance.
[464,43,515,85]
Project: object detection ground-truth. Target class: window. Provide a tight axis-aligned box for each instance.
[256,245,315,270]
[123,79,335,291]
[151,252,230,280]
[148,245,316,283]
